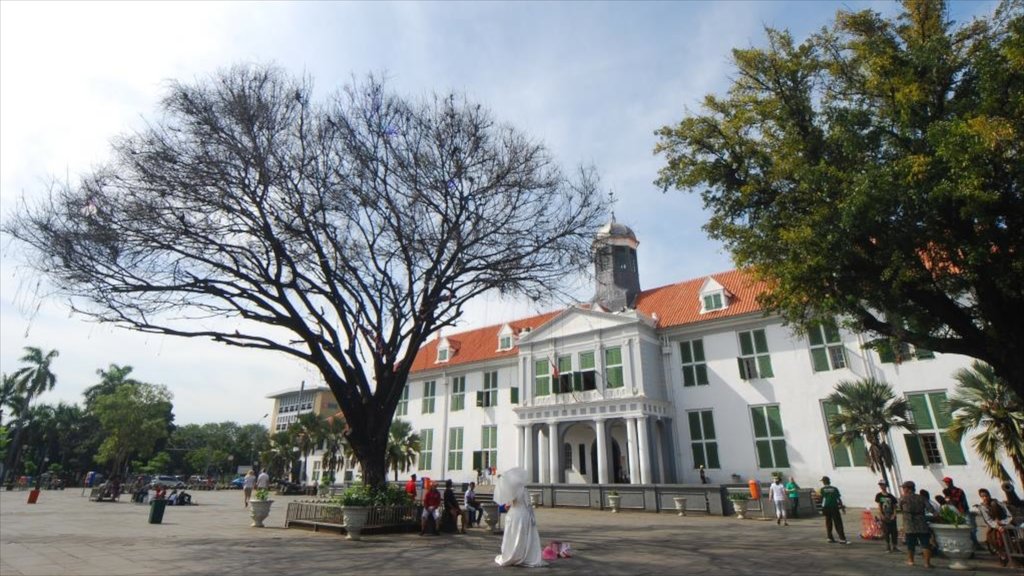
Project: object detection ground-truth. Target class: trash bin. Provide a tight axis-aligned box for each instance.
[149,499,167,524]
[27,489,40,504]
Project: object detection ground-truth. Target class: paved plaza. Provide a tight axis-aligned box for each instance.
[0,489,1013,576]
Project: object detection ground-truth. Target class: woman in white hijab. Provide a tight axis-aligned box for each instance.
[493,467,547,567]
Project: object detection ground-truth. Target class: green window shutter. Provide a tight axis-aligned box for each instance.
[535,359,548,376]
[693,339,705,362]
[907,394,933,429]
[876,341,896,363]
[476,391,484,407]
[739,332,754,356]
[607,367,623,388]
[683,366,695,387]
[706,442,721,468]
[572,371,582,391]
[822,401,840,433]
[753,329,769,353]
[472,451,482,471]
[766,405,784,436]
[940,434,967,465]
[928,393,953,428]
[691,444,706,468]
[755,440,774,468]
[701,411,716,440]
[824,323,841,343]
[808,326,825,347]
[510,387,519,404]
[757,355,774,378]
[811,348,830,372]
[904,434,926,466]
[558,356,572,373]
[579,351,595,370]
[688,412,704,440]
[680,342,693,364]
[772,440,790,467]
[605,347,622,366]
[751,407,768,438]
[832,443,852,467]
[737,357,749,380]
[850,438,868,467]
[695,364,709,385]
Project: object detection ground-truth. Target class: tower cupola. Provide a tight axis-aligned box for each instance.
[591,215,640,311]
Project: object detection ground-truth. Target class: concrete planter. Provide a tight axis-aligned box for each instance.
[341,506,370,541]
[731,499,749,519]
[672,496,687,516]
[249,500,273,527]
[931,524,974,570]
[529,492,540,508]
[481,502,500,533]
[607,494,621,513]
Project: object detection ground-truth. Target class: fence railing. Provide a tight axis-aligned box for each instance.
[285,501,418,531]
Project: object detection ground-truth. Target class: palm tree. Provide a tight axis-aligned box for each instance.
[948,361,1024,486]
[12,347,59,402]
[825,377,915,488]
[386,419,421,482]
[83,364,141,409]
[0,374,26,428]
[291,413,324,484]
[320,415,353,485]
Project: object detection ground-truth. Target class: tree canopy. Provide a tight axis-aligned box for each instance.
[93,383,174,475]
[656,0,1024,397]
[4,65,607,486]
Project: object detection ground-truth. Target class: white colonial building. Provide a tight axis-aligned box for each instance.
[397,219,1009,506]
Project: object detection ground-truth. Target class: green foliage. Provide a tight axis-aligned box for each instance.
[254,488,271,501]
[728,492,751,501]
[335,482,412,507]
[825,378,913,486]
[936,505,967,526]
[656,0,1024,399]
[948,361,1024,485]
[11,347,59,401]
[23,461,37,475]
[141,452,171,474]
[93,383,174,474]
[386,419,420,481]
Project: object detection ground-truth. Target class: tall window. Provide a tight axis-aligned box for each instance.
[419,429,434,470]
[577,351,597,391]
[396,386,409,416]
[750,405,789,468]
[534,359,550,397]
[479,371,498,407]
[688,410,720,468]
[821,401,867,467]
[680,339,709,387]
[737,329,774,379]
[481,426,497,469]
[605,347,624,388]
[877,341,935,363]
[447,427,464,471]
[422,380,436,414]
[312,460,322,483]
[904,392,966,466]
[510,387,520,404]
[451,376,466,411]
[563,443,573,470]
[555,355,573,393]
[809,322,847,372]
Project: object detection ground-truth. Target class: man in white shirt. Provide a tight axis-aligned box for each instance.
[256,470,270,491]
[769,477,789,526]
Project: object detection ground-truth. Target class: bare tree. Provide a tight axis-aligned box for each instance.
[4,65,606,487]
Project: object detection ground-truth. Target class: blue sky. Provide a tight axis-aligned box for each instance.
[0,1,998,424]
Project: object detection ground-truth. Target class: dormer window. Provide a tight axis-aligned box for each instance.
[437,347,449,362]
[436,337,451,363]
[699,277,730,314]
[497,324,514,351]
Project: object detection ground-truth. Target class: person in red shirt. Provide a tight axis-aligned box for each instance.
[405,474,418,500]
[421,484,442,535]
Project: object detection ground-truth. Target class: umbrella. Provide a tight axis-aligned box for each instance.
[493,467,529,506]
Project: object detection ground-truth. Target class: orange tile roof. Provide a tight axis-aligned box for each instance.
[409,310,563,374]
[409,269,767,373]
[634,268,767,329]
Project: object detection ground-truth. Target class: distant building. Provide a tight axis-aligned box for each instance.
[399,218,1007,505]
[266,384,338,433]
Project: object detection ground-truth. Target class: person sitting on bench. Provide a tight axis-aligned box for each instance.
[464,481,483,527]
[443,479,467,534]
[420,483,442,535]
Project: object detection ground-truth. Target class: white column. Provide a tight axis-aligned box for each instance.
[516,424,525,468]
[637,416,652,485]
[626,417,640,484]
[595,418,609,484]
[548,421,559,484]
[524,424,535,482]
[538,427,549,483]
[655,420,667,484]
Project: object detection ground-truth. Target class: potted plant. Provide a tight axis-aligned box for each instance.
[930,506,973,569]
[607,490,621,513]
[672,496,688,516]
[729,493,750,519]
[337,483,373,541]
[249,488,273,527]
[481,501,501,533]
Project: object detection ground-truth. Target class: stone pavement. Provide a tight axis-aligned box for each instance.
[0,489,1014,576]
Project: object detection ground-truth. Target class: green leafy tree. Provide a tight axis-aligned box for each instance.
[824,378,915,488]
[656,0,1024,398]
[386,419,420,482]
[93,383,174,476]
[948,361,1024,485]
[83,364,142,409]
[291,412,325,484]
[319,415,352,485]
[3,66,607,488]
[11,347,59,401]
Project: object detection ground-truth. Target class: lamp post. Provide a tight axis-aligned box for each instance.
[250,413,269,472]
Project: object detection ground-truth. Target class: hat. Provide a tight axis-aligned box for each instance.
[901,480,916,490]
[820,476,830,483]
[942,476,953,483]
[878,480,888,486]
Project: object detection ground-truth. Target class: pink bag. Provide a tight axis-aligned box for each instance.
[542,544,558,561]
[543,541,573,560]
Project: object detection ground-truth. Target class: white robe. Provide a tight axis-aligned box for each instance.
[495,487,547,567]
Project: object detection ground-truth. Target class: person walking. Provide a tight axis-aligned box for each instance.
[769,477,789,526]
[898,481,933,568]
[874,480,899,553]
[242,469,256,508]
[256,469,270,491]
[785,476,800,519]
[819,476,849,544]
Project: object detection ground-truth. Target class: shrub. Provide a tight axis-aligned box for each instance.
[335,483,413,507]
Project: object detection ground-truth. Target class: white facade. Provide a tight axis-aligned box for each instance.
[399,226,1012,507]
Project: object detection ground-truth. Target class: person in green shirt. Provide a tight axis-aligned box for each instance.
[819,476,849,544]
[785,477,800,518]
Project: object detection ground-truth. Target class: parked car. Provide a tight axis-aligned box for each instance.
[149,475,185,489]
